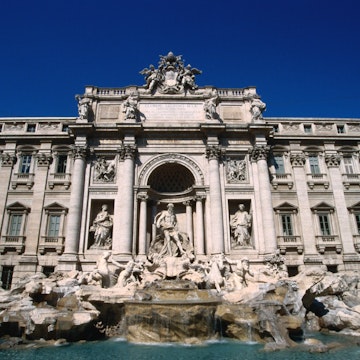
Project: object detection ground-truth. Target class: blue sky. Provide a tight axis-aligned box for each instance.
[0,0,359,118]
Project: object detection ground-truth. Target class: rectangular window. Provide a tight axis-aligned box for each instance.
[337,125,345,134]
[1,266,14,290]
[281,214,293,236]
[274,155,285,174]
[355,214,360,234]
[62,124,69,132]
[56,155,67,174]
[309,155,320,174]
[27,124,36,133]
[318,214,331,235]
[48,215,61,237]
[9,214,22,236]
[19,155,32,174]
[304,125,312,133]
[343,157,354,174]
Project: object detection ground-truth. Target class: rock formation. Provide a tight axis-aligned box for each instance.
[1,260,360,352]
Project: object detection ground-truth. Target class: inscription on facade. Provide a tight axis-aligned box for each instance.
[140,103,203,121]
[98,105,120,120]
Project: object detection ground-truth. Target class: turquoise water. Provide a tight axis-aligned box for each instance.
[1,337,360,360]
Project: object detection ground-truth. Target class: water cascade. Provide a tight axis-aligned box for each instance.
[124,280,220,343]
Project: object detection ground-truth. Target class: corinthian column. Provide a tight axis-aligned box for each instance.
[195,194,205,255]
[137,193,148,257]
[250,145,277,254]
[113,145,136,257]
[184,200,193,244]
[63,145,87,257]
[206,145,225,254]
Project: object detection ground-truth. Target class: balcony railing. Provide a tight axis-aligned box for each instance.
[306,173,329,189]
[271,173,294,189]
[277,235,303,254]
[11,173,35,189]
[0,235,26,254]
[342,173,360,189]
[39,236,65,254]
[48,173,71,190]
[315,235,342,254]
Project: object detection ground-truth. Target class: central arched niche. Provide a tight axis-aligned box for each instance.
[147,163,195,194]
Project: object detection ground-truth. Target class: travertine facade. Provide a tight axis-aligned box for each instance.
[1,52,360,288]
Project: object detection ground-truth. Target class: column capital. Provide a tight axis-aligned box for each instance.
[36,152,53,167]
[1,152,16,167]
[119,145,137,160]
[325,153,341,168]
[137,193,149,201]
[290,152,306,167]
[205,145,225,160]
[71,145,88,159]
[195,193,206,202]
[249,145,269,162]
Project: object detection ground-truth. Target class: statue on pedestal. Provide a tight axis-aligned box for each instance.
[230,204,252,247]
[90,205,113,249]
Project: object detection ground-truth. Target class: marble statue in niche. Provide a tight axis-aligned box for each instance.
[150,203,187,258]
[89,204,113,249]
[230,204,252,248]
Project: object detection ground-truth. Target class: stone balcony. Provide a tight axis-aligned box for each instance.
[0,235,26,254]
[342,173,360,190]
[271,173,294,190]
[48,173,71,190]
[277,235,303,254]
[11,173,35,190]
[315,235,342,254]
[306,173,329,190]
[38,236,65,254]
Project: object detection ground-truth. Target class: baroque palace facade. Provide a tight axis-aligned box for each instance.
[1,52,360,289]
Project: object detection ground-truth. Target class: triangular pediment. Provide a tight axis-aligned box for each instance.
[274,202,298,212]
[311,202,334,211]
[6,202,30,212]
[348,202,360,211]
[44,202,68,211]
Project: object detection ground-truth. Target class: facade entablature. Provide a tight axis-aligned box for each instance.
[0,118,75,137]
[267,118,360,138]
